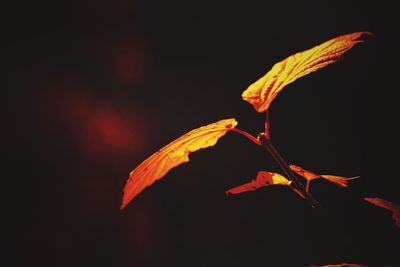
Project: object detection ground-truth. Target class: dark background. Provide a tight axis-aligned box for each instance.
[5,1,400,266]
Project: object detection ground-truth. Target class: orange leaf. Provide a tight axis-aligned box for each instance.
[121,118,238,209]
[289,164,319,181]
[320,175,360,188]
[242,32,371,112]
[365,197,400,228]
[226,171,291,195]
[290,164,359,192]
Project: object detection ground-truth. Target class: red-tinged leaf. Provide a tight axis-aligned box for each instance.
[290,164,359,192]
[320,175,360,188]
[289,164,319,181]
[226,171,291,195]
[242,32,371,112]
[365,197,400,228]
[121,118,238,209]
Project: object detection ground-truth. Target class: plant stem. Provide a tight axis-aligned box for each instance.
[231,127,318,207]
[262,138,319,208]
[263,111,317,207]
[265,110,271,140]
[231,128,261,146]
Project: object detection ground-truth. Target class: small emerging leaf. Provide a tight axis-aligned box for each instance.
[121,118,238,209]
[226,171,291,195]
[226,171,306,199]
[365,197,400,228]
[242,32,371,112]
[289,164,319,181]
[290,164,359,192]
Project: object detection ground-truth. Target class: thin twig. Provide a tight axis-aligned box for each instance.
[265,110,271,140]
[231,127,318,207]
[231,128,261,146]
[261,137,319,208]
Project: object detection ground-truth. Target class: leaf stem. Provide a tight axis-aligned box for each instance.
[261,137,319,208]
[231,126,318,207]
[231,128,261,146]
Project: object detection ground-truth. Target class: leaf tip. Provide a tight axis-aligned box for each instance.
[361,31,374,37]
[227,118,238,128]
[120,194,130,210]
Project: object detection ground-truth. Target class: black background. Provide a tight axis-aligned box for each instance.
[5,1,400,266]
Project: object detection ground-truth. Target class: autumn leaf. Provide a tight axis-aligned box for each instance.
[121,118,238,209]
[289,164,359,192]
[226,171,305,198]
[242,31,371,112]
[226,171,291,195]
[365,197,400,228]
[289,164,319,181]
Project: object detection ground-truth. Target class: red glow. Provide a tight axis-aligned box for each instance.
[82,106,143,153]
[55,88,149,156]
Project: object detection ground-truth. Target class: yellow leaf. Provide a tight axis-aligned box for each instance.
[242,32,371,112]
[365,197,400,228]
[226,171,304,198]
[121,118,238,209]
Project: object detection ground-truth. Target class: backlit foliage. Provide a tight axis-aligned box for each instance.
[226,171,292,194]
[226,171,305,199]
[121,32,399,233]
[290,164,360,192]
[121,32,372,209]
[241,32,371,113]
[121,118,237,209]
